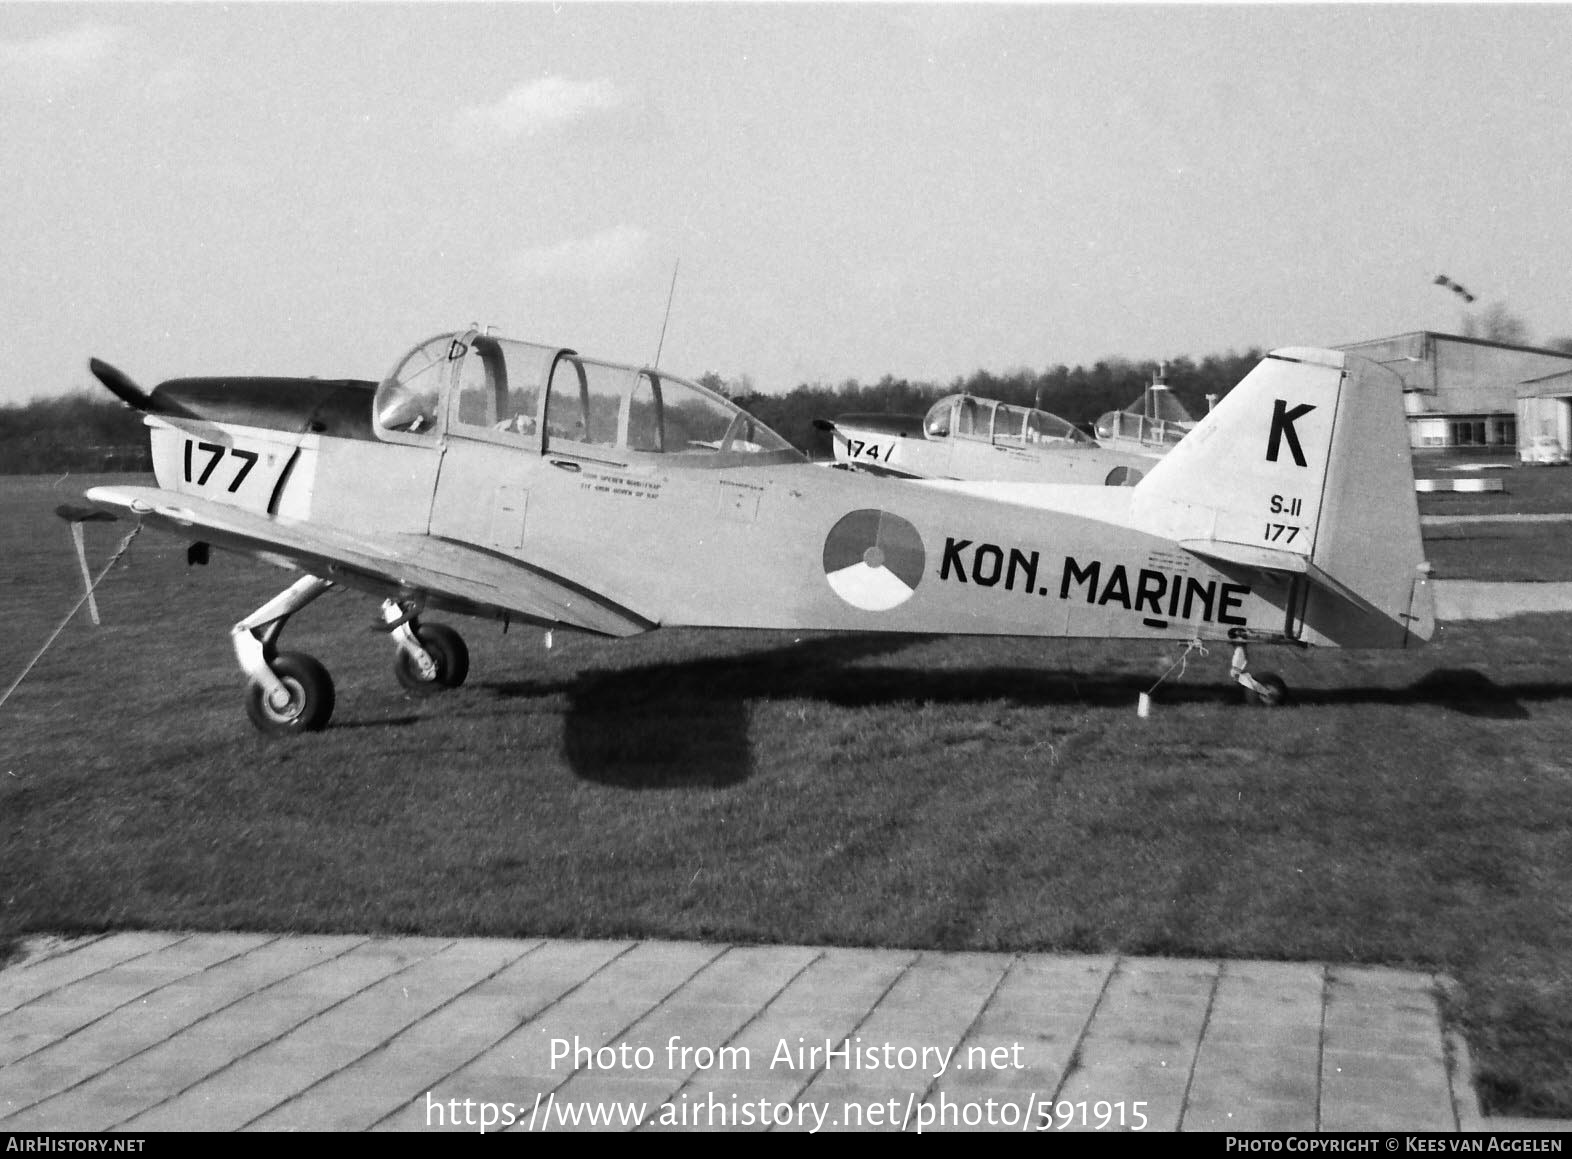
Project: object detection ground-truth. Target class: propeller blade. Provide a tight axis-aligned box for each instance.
[89,358,155,411]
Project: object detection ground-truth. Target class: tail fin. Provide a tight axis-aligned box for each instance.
[1131,347,1432,647]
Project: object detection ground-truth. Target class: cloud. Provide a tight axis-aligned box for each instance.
[143,61,199,106]
[887,6,997,56]
[454,76,627,147]
[511,225,653,286]
[0,23,127,89]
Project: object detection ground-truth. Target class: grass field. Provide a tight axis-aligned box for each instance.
[1419,461,1572,582]
[5,467,1572,1116]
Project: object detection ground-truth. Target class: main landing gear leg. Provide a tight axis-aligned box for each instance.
[233,575,337,735]
[1230,644,1289,707]
[383,598,469,695]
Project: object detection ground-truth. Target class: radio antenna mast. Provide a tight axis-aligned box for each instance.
[654,259,680,367]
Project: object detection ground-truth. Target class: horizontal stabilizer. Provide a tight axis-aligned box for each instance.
[1179,539,1309,575]
[1180,538,1380,617]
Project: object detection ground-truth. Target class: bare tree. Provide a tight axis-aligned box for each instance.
[697,371,732,399]
[1462,303,1531,345]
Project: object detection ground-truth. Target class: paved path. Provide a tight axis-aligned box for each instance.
[1419,514,1572,618]
[1432,580,1572,621]
[1422,513,1572,525]
[2,932,1564,1133]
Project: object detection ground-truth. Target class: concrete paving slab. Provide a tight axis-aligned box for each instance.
[989,954,1113,1013]
[3,931,1570,1132]
[0,935,369,1119]
[1181,1095,1317,1133]
[0,935,277,1068]
[233,942,543,1132]
[763,947,916,1015]
[527,1073,683,1131]
[717,1009,871,1082]
[935,1033,1066,1093]
[910,1088,1064,1133]
[0,933,187,1016]
[1188,1041,1321,1107]
[5,936,419,1131]
[664,944,822,1009]
[119,938,524,1131]
[373,1077,529,1132]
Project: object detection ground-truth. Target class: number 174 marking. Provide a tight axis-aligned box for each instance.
[848,439,891,463]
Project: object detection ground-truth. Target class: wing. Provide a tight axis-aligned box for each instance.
[84,484,652,638]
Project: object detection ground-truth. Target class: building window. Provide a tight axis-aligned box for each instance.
[1450,420,1487,446]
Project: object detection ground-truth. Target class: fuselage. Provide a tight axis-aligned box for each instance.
[831,393,1158,486]
[129,331,1422,651]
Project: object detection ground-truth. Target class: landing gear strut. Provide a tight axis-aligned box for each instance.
[1230,644,1289,707]
[233,575,337,736]
[232,579,472,735]
[383,598,469,694]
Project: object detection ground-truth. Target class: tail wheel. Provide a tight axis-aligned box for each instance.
[394,623,470,694]
[1249,673,1290,708]
[244,652,335,735]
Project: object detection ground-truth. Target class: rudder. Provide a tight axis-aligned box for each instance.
[1131,347,1430,647]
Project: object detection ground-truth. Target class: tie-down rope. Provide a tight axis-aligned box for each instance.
[0,524,142,713]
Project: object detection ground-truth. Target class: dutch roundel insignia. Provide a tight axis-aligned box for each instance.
[822,509,926,611]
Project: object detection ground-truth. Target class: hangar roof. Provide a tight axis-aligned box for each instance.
[1339,331,1572,415]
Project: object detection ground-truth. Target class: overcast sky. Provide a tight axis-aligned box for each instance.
[3,2,1570,404]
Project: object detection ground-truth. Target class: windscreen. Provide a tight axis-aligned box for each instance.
[374,333,459,435]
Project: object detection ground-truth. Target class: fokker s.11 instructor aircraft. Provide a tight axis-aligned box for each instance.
[75,332,1433,734]
[819,394,1159,486]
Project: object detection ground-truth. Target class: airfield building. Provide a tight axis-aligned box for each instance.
[1337,331,1572,456]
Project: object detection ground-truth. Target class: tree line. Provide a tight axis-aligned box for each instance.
[728,350,1264,459]
[0,393,153,474]
[0,349,1268,473]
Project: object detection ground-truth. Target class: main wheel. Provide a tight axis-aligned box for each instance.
[1248,673,1289,708]
[244,652,336,735]
[394,622,470,695]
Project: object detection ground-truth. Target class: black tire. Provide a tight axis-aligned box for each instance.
[1249,673,1289,708]
[244,652,335,735]
[394,622,469,694]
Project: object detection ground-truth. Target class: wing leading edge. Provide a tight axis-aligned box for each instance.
[83,484,653,638]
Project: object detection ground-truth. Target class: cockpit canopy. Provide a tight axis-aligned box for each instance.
[373,331,801,465]
[1093,385,1196,447]
[922,394,1094,447]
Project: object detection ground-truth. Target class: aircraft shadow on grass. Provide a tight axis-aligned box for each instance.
[486,637,1554,787]
[488,634,914,788]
